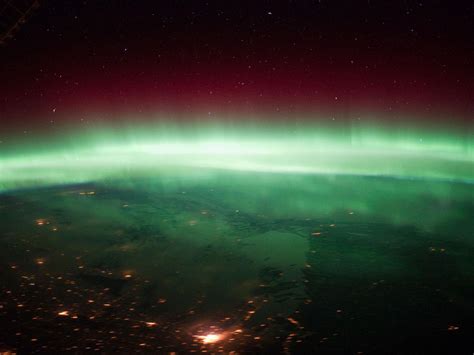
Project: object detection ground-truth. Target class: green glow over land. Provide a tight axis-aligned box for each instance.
[0,122,472,191]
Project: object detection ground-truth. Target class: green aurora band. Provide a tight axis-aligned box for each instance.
[0,121,473,192]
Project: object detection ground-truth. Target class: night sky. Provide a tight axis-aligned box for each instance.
[1,0,473,128]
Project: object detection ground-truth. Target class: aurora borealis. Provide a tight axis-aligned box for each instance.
[1,1,473,354]
[0,121,473,192]
[1,0,472,193]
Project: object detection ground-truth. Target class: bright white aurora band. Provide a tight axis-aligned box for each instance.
[0,121,472,191]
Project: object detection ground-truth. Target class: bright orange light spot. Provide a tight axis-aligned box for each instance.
[58,310,69,316]
[197,333,222,344]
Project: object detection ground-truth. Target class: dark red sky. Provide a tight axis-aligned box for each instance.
[1,0,473,126]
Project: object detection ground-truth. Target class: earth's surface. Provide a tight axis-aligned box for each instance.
[0,172,473,353]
